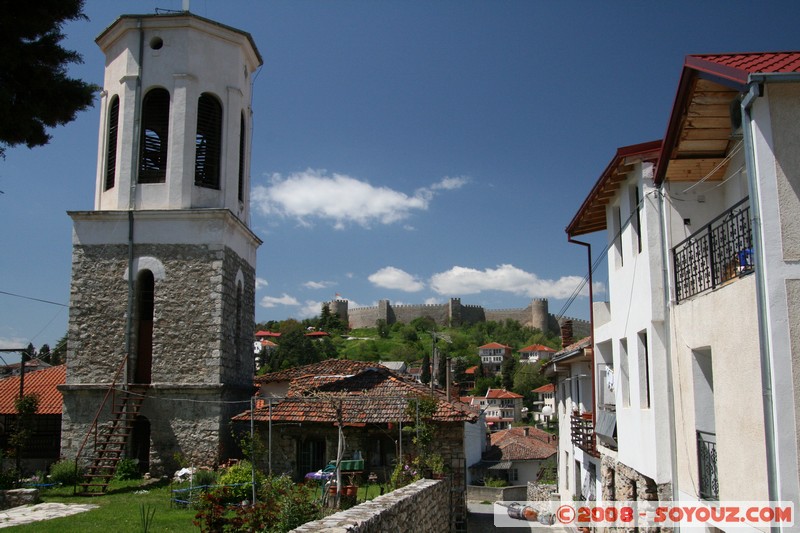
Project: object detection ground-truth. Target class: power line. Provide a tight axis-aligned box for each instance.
[0,290,68,307]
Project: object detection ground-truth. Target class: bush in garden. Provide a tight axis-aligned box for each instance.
[49,458,84,486]
[193,468,217,488]
[114,458,141,480]
[217,461,262,502]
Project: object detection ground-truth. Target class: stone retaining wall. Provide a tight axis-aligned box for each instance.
[290,479,449,533]
[0,489,39,510]
[527,481,558,501]
[467,484,528,502]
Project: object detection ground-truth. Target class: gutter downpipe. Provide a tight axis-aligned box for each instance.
[657,186,681,516]
[741,75,787,527]
[125,20,145,380]
[567,237,595,435]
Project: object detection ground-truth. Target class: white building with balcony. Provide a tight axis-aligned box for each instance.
[562,52,800,528]
[566,140,673,506]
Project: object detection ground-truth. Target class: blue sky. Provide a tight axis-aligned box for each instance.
[1,0,799,353]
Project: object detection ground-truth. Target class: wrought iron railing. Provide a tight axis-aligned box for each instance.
[673,197,753,302]
[697,430,719,500]
[570,414,599,458]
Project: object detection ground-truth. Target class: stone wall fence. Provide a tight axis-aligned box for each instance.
[290,479,449,533]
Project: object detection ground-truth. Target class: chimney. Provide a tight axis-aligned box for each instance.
[523,427,529,437]
[560,319,574,348]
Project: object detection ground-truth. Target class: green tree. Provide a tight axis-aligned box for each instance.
[452,357,468,386]
[420,353,431,384]
[51,333,67,365]
[513,361,548,408]
[376,319,390,339]
[0,0,96,158]
[501,355,517,390]
[436,352,447,388]
[38,344,51,365]
[268,321,320,371]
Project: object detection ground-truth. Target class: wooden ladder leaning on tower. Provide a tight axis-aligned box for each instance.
[73,355,148,496]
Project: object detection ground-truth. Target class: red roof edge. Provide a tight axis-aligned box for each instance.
[567,140,662,237]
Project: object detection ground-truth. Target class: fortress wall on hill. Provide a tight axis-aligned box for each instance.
[331,297,589,336]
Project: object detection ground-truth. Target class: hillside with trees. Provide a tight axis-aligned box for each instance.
[255,307,560,410]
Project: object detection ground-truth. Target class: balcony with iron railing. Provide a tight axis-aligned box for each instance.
[673,197,753,302]
[570,413,599,458]
[697,430,719,500]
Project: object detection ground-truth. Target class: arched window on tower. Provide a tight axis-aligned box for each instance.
[105,95,119,190]
[138,88,170,184]
[236,281,243,353]
[195,93,223,189]
[237,111,246,202]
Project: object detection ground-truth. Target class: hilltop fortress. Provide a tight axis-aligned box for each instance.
[326,297,590,337]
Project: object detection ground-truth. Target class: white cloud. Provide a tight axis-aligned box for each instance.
[0,337,28,351]
[259,293,300,308]
[251,169,467,229]
[298,300,324,318]
[431,176,469,191]
[368,266,425,292]
[429,264,593,299]
[255,277,269,290]
[303,280,334,290]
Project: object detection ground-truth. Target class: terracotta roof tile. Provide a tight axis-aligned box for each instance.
[485,388,523,399]
[531,383,555,394]
[479,342,512,350]
[254,359,378,384]
[238,362,479,425]
[519,344,555,353]
[483,426,557,461]
[686,52,800,85]
[0,365,65,415]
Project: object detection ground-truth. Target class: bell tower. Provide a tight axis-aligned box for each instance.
[60,12,263,477]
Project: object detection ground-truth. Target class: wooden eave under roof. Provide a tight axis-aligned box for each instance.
[656,52,800,187]
[657,74,738,187]
[566,140,662,237]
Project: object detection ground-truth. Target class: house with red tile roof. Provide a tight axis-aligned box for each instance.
[531,383,556,425]
[465,388,524,430]
[235,360,485,530]
[477,342,512,375]
[0,365,65,472]
[470,426,557,486]
[518,344,555,364]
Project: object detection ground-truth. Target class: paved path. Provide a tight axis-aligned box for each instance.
[0,502,98,528]
[468,502,572,533]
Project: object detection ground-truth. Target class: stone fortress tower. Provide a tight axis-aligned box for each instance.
[59,11,262,480]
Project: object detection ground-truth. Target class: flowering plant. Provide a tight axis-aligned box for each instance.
[389,456,421,489]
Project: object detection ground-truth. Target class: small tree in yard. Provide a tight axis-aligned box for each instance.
[11,393,39,477]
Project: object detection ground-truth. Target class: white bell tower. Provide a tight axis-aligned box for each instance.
[61,12,263,478]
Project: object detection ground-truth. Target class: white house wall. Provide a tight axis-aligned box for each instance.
[749,83,800,507]
[670,275,769,503]
[595,160,672,485]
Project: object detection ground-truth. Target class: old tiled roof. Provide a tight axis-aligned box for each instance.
[237,362,479,425]
[531,383,555,394]
[485,388,523,399]
[255,330,281,337]
[254,359,378,384]
[0,365,65,415]
[465,365,478,375]
[483,426,557,462]
[519,344,555,353]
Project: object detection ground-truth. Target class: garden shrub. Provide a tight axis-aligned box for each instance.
[217,461,262,502]
[49,458,84,486]
[193,468,217,487]
[114,458,141,480]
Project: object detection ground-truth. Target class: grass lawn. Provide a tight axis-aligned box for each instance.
[5,479,197,532]
[4,479,395,532]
